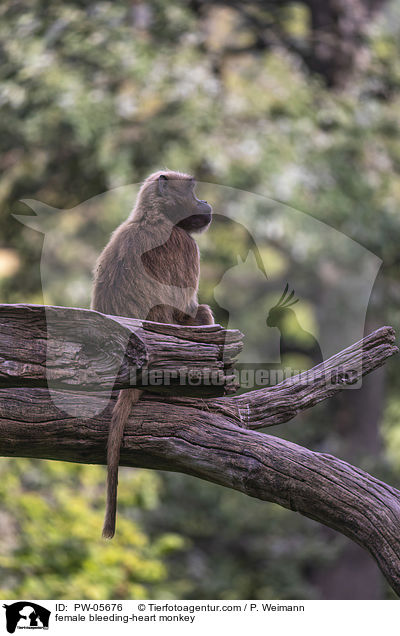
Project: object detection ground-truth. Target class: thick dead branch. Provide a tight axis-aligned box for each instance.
[0,304,242,396]
[153,326,398,429]
[0,305,398,594]
[0,385,399,595]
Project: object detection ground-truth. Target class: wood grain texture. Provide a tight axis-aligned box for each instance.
[0,304,242,396]
[153,326,398,428]
[0,305,398,594]
[0,385,399,594]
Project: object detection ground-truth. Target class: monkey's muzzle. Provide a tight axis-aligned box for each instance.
[178,200,212,232]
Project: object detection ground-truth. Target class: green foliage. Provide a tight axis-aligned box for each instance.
[0,459,185,599]
[0,0,399,600]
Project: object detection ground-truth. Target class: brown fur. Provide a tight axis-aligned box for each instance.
[91,170,214,538]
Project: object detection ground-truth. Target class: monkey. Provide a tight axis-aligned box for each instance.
[91,170,214,538]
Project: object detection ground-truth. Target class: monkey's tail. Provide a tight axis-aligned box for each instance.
[102,388,142,539]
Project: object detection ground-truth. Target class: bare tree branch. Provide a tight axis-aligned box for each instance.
[0,304,398,593]
[0,384,399,595]
[0,304,242,396]
[156,326,398,429]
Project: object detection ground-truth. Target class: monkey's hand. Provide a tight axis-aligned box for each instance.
[192,303,214,326]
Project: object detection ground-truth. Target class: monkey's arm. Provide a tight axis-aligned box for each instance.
[190,303,214,326]
[173,302,214,326]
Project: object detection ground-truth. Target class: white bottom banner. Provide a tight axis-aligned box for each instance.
[0,600,398,635]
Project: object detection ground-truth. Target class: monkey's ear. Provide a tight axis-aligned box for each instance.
[157,174,168,196]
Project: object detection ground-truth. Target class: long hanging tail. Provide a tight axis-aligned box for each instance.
[102,388,142,539]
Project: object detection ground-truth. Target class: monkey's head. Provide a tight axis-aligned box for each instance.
[135,170,212,233]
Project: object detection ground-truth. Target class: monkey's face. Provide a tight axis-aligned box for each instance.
[177,200,212,233]
[158,174,212,234]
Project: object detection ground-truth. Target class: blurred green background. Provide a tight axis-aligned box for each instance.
[0,0,400,600]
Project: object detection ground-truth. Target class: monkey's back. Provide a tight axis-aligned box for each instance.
[91,220,200,323]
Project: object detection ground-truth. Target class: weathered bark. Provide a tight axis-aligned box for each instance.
[0,385,400,594]
[0,305,398,593]
[0,304,242,396]
[163,325,397,430]
[314,315,386,599]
